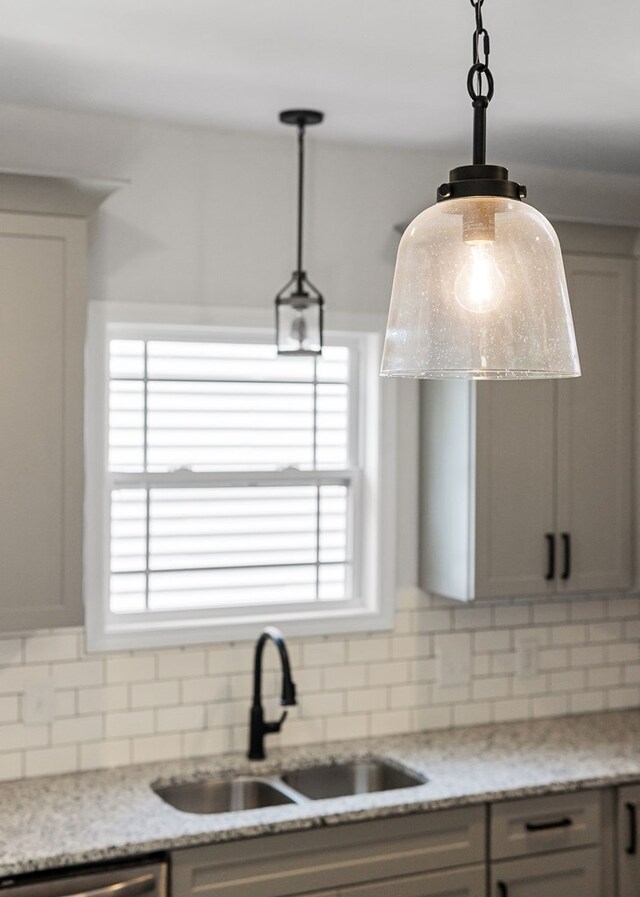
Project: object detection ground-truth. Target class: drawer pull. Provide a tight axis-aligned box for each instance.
[626,802,637,855]
[497,882,508,897]
[525,816,573,832]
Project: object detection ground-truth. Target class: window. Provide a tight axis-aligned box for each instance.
[85,305,395,650]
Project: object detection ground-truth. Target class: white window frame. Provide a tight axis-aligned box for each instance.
[84,301,397,651]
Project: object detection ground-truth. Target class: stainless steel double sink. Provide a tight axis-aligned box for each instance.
[152,759,426,815]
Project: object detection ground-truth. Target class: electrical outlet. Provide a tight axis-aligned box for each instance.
[436,633,471,686]
[516,637,539,679]
[23,680,55,725]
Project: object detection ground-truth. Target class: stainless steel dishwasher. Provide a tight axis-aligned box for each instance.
[0,860,167,897]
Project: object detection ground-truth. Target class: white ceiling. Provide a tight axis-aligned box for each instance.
[0,0,638,175]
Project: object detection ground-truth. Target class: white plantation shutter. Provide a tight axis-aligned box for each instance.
[107,338,357,614]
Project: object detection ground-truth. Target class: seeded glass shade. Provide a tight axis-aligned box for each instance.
[380,196,580,380]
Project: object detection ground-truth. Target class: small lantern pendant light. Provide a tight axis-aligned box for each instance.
[275,109,325,356]
[380,0,580,380]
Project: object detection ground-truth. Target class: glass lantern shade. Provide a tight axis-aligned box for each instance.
[380,196,581,379]
[276,294,324,356]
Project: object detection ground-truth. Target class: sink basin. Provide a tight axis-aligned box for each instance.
[281,759,426,800]
[152,777,296,814]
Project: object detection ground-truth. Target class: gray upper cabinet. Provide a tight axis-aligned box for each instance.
[556,255,633,594]
[420,226,634,601]
[0,211,86,630]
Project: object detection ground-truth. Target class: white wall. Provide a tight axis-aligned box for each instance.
[0,102,639,780]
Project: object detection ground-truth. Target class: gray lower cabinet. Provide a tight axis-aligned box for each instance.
[490,847,601,897]
[490,791,604,897]
[617,784,640,897]
[171,806,486,897]
[336,866,485,896]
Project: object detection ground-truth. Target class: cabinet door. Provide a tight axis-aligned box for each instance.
[491,847,601,897]
[0,214,85,629]
[337,865,485,897]
[618,784,640,897]
[475,379,556,597]
[556,255,633,593]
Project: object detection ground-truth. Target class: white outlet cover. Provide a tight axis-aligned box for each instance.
[23,680,55,725]
[435,633,471,687]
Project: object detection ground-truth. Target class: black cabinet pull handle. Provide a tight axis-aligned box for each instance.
[626,802,637,855]
[525,816,573,832]
[497,882,508,897]
[561,532,571,579]
[545,533,555,580]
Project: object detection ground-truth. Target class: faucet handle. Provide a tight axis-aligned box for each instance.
[264,710,288,734]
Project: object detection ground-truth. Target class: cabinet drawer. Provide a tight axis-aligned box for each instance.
[491,846,601,897]
[491,791,601,859]
[337,865,485,897]
[172,806,486,897]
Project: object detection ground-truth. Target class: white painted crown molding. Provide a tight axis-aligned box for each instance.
[0,169,127,217]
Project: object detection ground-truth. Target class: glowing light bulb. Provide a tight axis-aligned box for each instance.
[290,310,308,348]
[454,241,506,314]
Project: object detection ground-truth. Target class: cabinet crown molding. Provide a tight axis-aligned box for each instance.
[0,170,126,217]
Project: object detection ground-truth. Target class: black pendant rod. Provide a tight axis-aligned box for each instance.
[296,121,305,292]
[279,109,324,293]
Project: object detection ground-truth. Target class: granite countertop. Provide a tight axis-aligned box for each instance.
[2,709,640,878]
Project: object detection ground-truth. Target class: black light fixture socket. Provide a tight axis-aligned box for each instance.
[436,165,527,203]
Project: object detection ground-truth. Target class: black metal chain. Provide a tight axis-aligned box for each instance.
[468,0,494,105]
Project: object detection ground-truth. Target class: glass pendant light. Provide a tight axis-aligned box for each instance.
[380,0,580,380]
[275,109,324,356]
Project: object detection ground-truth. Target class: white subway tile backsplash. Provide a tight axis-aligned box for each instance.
[368,660,410,687]
[0,639,23,666]
[493,698,530,722]
[533,603,569,625]
[301,691,345,718]
[587,666,622,688]
[474,630,511,654]
[346,688,388,714]
[131,680,180,709]
[369,709,411,737]
[532,694,569,717]
[0,751,23,780]
[53,660,103,689]
[105,709,154,739]
[304,639,346,667]
[52,714,102,745]
[157,705,205,733]
[132,733,181,764]
[0,588,638,782]
[24,633,79,663]
[0,695,19,723]
[106,656,155,684]
[325,713,368,742]
[181,675,229,704]
[454,701,493,727]
[323,663,367,691]
[25,746,77,777]
[80,739,131,771]
[157,650,206,680]
[182,728,231,758]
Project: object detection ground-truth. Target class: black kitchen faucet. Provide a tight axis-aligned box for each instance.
[248,626,297,760]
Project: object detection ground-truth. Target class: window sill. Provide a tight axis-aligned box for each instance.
[85,601,396,652]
